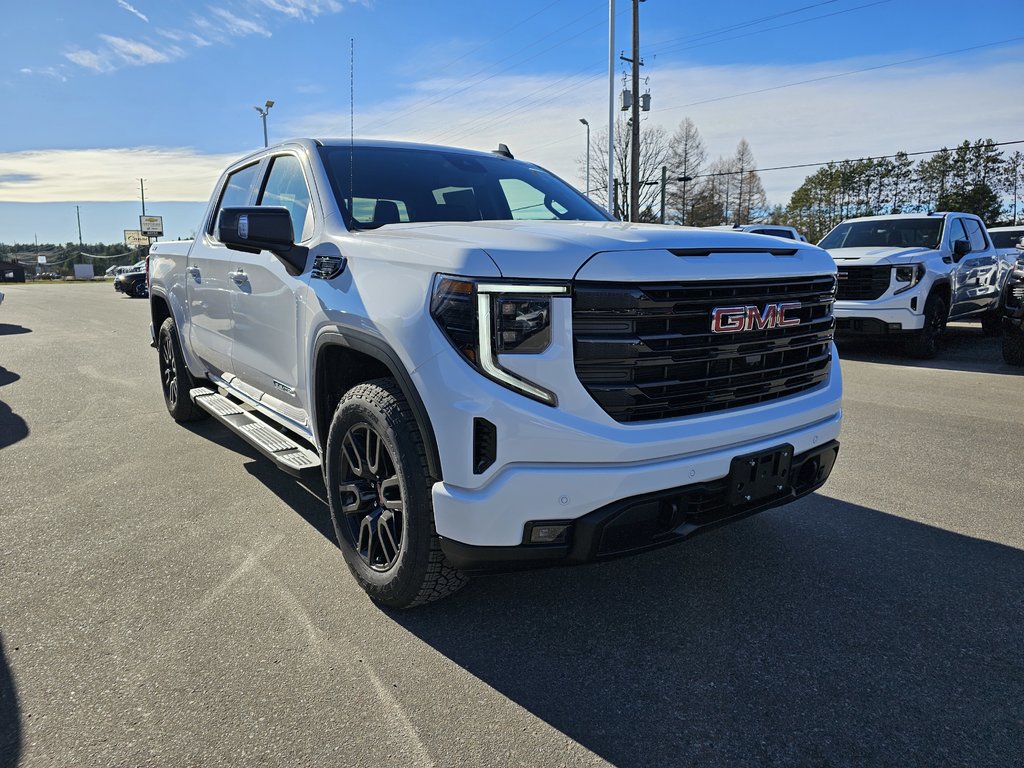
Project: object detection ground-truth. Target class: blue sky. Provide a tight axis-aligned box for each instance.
[1,0,1022,244]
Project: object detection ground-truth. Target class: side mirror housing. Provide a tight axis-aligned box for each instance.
[952,239,971,261]
[218,207,308,274]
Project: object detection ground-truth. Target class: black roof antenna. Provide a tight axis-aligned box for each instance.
[492,143,514,159]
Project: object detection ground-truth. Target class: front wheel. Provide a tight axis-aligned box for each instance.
[133,280,149,299]
[324,378,467,608]
[157,317,208,422]
[905,294,947,359]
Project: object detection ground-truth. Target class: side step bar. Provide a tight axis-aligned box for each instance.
[190,387,321,479]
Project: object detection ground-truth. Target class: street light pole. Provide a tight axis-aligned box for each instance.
[579,118,591,197]
[254,100,275,147]
[607,0,615,217]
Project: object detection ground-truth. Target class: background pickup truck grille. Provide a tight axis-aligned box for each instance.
[835,265,891,300]
[572,275,836,423]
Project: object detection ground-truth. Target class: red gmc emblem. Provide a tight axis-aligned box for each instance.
[711,303,802,333]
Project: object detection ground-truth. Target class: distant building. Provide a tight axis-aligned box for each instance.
[0,261,26,283]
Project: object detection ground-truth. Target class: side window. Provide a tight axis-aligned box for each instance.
[258,155,313,241]
[946,218,968,248]
[499,177,569,220]
[962,219,988,252]
[208,163,260,236]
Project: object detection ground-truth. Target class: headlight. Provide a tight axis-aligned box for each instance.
[893,263,925,294]
[430,275,567,405]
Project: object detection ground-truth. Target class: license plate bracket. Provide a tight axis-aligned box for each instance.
[727,444,794,506]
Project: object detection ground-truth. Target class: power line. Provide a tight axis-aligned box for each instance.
[653,36,1024,113]
[687,139,1024,179]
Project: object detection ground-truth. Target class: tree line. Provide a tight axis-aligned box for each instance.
[583,120,1024,241]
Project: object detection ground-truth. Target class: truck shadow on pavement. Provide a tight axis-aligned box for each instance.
[393,496,1023,768]
[0,366,29,451]
[181,419,337,545]
[0,324,31,337]
[837,324,1021,374]
[0,636,20,768]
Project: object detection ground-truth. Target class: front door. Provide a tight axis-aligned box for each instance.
[228,153,315,427]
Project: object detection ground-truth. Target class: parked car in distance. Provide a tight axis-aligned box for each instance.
[114,266,148,298]
[819,212,1013,358]
[705,224,808,242]
[1002,244,1024,366]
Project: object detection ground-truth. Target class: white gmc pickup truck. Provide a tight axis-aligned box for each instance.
[149,139,842,607]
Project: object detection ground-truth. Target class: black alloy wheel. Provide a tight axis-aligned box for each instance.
[906,294,946,359]
[337,423,405,572]
[157,317,207,422]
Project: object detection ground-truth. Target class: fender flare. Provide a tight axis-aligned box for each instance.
[312,328,443,481]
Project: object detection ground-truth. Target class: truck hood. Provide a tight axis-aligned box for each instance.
[362,220,831,280]
[826,246,936,266]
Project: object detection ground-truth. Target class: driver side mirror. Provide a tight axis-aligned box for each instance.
[952,239,971,261]
[218,206,308,274]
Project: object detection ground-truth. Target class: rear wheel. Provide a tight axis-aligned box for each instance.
[157,317,208,422]
[905,294,947,359]
[324,378,467,608]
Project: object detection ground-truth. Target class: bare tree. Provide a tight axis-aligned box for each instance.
[665,117,706,224]
[580,117,671,220]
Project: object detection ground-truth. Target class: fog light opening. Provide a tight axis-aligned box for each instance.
[797,458,820,488]
[529,524,570,545]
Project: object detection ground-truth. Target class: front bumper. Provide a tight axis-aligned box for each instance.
[834,302,924,333]
[432,407,841,555]
[441,439,839,572]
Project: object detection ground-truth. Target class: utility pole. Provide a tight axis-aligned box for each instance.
[607,0,615,217]
[660,165,666,224]
[139,178,146,216]
[76,205,83,246]
[629,0,642,223]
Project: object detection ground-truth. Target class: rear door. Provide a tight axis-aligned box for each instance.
[186,161,263,377]
[950,216,998,318]
[227,152,316,427]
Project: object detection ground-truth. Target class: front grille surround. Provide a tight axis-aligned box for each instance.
[572,275,835,423]
[835,265,891,300]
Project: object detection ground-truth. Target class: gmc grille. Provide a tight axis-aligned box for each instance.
[572,275,836,423]
[835,265,890,300]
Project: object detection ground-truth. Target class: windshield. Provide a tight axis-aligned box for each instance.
[990,229,1024,249]
[818,218,943,250]
[320,146,611,229]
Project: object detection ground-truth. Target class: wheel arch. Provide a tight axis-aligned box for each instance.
[312,329,443,482]
[929,279,951,308]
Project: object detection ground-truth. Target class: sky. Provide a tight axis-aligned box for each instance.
[1,0,1022,245]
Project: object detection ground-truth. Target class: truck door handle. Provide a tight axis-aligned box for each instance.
[187,265,200,277]
[229,269,248,284]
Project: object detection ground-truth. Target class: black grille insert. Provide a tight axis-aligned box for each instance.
[835,265,891,300]
[572,275,835,423]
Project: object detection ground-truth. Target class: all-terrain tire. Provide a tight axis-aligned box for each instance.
[1002,331,1024,366]
[905,294,947,359]
[324,378,467,608]
[157,317,209,422]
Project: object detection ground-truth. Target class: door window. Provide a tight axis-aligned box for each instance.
[946,218,969,248]
[258,155,313,242]
[208,163,260,236]
[962,219,988,252]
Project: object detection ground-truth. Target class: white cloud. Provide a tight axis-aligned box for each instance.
[0,148,242,203]
[287,47,1024,206]
[116,0,149,23]
[64,49,114,73]
[100,34,182,66]
[209,7,272,38]
[19,66,68,82]
[259,0,344,19]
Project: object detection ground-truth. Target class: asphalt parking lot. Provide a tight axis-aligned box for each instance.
[1,283,1022,767]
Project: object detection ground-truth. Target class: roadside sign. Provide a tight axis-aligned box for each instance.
[140,215,164,237]
[37,255,47,264]
[124,229,149,247]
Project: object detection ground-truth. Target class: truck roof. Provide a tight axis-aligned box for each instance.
[237,138,518,164]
